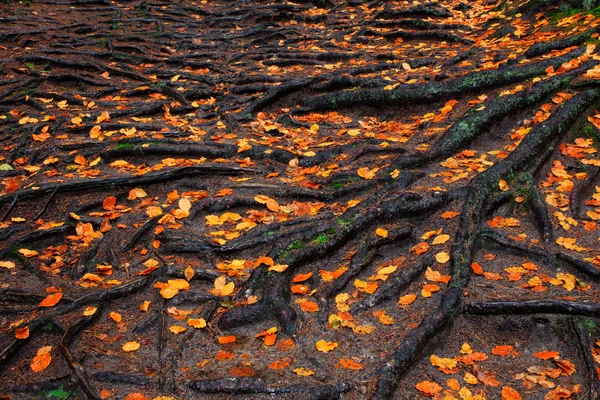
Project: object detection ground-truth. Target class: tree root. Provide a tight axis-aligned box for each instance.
[189,377,353,399]
[465,300,600,317]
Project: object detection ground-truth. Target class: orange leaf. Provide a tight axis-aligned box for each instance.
[440,211,459,219]
[300,301,319,312]
[411,242,430,255]
[293,272,313,283]
[501,386,522,400]
[103,196,117,210]
[533,350,559,360]
[269,359,290,370]
[339,358,363,370]
[15,326,30,339]
[398,294,416,305]
[415,380,442,396]
[218,335,236,344]
[125,394,149,400]
[492,345,514,356]
[39,292,62,307]
[230,366,255,377]
[30,347,52,372]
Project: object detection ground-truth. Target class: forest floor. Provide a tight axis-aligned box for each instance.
[2,0,600,399]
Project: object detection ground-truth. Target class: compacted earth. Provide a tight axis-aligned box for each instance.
[2,0,600,398]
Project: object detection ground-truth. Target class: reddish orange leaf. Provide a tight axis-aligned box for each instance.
[15,326,30,339]
[339,358,363,370]
[218,335,236,344]
[230,366,255,377]
[415,380,442,396]
[533,350,559,360]
[39,292,62,307]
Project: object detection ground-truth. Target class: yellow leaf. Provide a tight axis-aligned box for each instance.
[435,252,450,264]
[83,306,97,316]
[18,248,39,257]
[357,167,379,180]
[169,325,187,334]
[160,286,179,299]
[179,198,192,213]
[464,372,478,384]
[293,367,315,376]
[184,266,194,281]
[498,179,509,191]
[128,188,147,200]
[375,228,388,238]
[221,281,235,296]
[316,340,338,352]
[122,341,140,352]
[0,261,15,269]
[269,264,288,272]
[432,234,450,245]
[168,279,190,290]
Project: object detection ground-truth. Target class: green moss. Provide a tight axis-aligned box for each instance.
[337,217,352,228]
[313,233,329,245]
[287,240,304,250]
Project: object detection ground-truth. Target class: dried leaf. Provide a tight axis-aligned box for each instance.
[122,341,140,352]
[39,292,62,307]
[315,340,338,352]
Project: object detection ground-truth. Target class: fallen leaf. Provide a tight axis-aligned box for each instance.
[122,342,140,352]
[316,340,338,352]
[415,380,442,396]
[15,326,29,339]
[31,346,52,372]
[39,292,62,307]
[218,335,236,344]
[375,228,388,238]
[501,386,522,400]
[339,358,363,370]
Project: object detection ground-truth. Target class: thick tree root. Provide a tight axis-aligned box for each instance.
[189,377,353,399]
[465,300,600,317]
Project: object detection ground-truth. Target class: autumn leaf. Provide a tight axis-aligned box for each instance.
[300,300,319,312]
[415,380,442,396]
[435,252,450,264]
[375,227,388,238]
[471,262,483,274]
[218,335,236,344]
[169,325,187,334]
[128,188,147,200]
[18,248,39,258]
[293,367,314,376]
[230,366,255,377]
[501,386,522,400]
[440,211,459,219]
[188,318,207,329]
[315,340,338,352]
[492,345,514,356]
[357,167,379,180]
[122,342,140,352]
[339,358,363,370]
[398,294,416,306]
[293,272,313,283]
[39,292,62,307]
[15,326,30,339]
[31,346,52,372]
[533,350,559,360]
